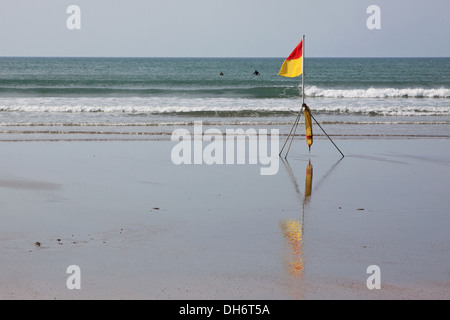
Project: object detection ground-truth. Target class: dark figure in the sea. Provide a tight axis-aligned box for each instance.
[253,70,260,76]
[220,72,224,76]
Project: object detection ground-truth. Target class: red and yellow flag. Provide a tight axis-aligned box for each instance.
[278,39,303,78]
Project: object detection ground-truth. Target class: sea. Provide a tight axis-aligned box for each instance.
[0,57,449,140]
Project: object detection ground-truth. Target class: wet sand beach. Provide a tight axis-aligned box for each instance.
[0,137,449,300]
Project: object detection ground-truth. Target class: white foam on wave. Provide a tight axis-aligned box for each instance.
[306,86,450,98]
[0,104,292,114]
[1,104,448,116]
[0,96,448,116]
[310,105,450,116]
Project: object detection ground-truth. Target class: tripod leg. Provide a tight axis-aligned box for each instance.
[284,111,302,158]
[309,112,344,158]
[279,108,301,157]
[279,107,303,157]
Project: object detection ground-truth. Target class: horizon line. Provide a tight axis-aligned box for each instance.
[0,55,448,59]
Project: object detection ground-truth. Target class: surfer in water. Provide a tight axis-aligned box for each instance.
[252,70,260,76]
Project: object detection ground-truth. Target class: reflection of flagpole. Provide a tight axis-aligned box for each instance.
[279,158,309,277]
[313,157,343,192]
[279,158,313,278]
[280,158,302,199]
[280,157,343,279]
[281,157,342,226]
[280,158,312,229]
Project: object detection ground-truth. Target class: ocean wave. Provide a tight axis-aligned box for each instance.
[3,84,449,99]
[1,120,448,127]
[0,103,448,117]
[0,85,301,99]
[306,86,450,98]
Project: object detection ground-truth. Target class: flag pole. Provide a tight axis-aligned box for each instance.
[279,34,344,159]
[302,34,305,106]
[280,34,305,158]
[300,35,343,158]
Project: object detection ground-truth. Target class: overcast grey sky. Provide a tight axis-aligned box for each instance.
[1,0,449,57]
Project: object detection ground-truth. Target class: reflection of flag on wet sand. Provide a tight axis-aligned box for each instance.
[280,219,303,275]
[279,160,314,276]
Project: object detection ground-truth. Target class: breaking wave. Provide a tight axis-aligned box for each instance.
[0,103,448,117]
[306,86,450,98]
